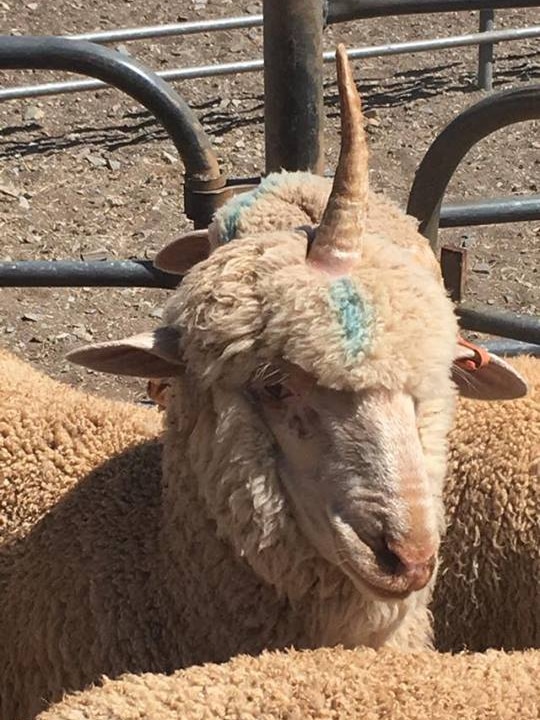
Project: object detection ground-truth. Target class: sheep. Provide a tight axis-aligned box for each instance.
[0,349,162,544]
[0,46,529,720]
[434,354,539,652]
[37,647,540,720]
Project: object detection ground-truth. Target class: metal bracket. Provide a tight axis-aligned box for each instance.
[185,179,259,229]
[440,245,468,303]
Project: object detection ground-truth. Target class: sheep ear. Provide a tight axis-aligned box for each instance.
[153,230,210,275]
[453,339,528,400]
[66,327,183,378]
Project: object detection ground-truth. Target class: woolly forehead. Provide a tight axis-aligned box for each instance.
[164,230,458,394]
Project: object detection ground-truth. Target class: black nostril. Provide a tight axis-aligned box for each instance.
[375,538,403,576]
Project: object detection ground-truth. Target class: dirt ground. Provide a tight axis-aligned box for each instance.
[0,1,538,402]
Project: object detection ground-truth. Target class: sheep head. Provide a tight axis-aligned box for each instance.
[68,46,527,602]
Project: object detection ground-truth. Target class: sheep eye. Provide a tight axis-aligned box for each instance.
[262,382,293,402]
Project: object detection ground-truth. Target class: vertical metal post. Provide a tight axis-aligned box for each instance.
[478,9,495,91]
[262,0,325,174]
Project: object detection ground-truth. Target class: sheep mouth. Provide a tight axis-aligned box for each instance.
[330,516,436,600]
[340,559,424,600]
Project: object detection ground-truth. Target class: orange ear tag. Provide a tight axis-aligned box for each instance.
[456,336,490,372]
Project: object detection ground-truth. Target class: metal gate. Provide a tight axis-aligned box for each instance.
[0,0,539,351]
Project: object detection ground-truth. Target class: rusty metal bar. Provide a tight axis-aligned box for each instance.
[407,84,540,251]
[263,0,324,174]
[440,245,467,302]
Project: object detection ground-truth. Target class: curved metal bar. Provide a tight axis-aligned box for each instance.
[0,36,221,185]
[406,85,540,344]
[407,84,540,248]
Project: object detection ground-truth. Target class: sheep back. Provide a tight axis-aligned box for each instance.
[0,348,162,544]
[37,646,539,720]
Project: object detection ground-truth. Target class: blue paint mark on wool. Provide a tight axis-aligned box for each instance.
[220,174,282,243]
[329,278,372,358]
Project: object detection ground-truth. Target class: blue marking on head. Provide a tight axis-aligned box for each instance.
[329,278,372,358]
[219,175,281,243]
[221,193,254,243]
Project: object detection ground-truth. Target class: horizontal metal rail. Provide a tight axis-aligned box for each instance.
[1,26,539,102]
[439,196,540,227]
[1,192,538,287]
[0,260,178,288]
[327,0,540,22]
[457,305,540,345]
[480,339,540,356]
[67,15,263,44]
[0,260,537,344]
[15,2,537,47]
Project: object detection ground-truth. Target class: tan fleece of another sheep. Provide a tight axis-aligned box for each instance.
[435,354,539,651]
[0,348,162,543]
[0,350,169,720]
[38,646,540,720]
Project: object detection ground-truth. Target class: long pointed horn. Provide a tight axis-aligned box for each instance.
[308,45,368,271]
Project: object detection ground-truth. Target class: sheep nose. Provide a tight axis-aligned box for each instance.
[385,539,438,591]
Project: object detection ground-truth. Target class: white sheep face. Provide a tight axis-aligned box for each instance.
[244,359,439,599]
